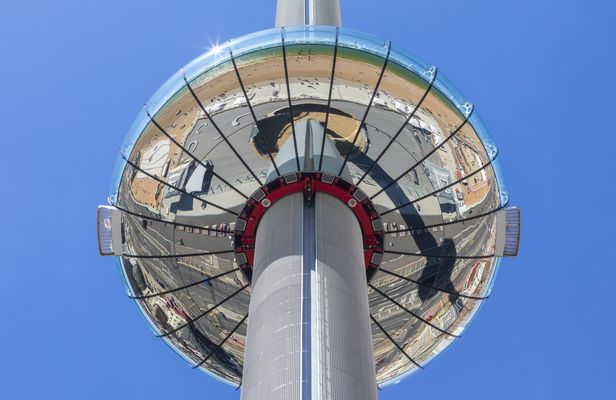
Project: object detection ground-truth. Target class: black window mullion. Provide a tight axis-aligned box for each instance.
[356,68,437,186]
[229,49,281,177]
[183,77,263,186]
[338,42,392,176]
[317,27,340,171]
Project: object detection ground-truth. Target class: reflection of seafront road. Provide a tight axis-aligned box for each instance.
[369,187,499,380]
[120,189,249,382]
[182,99,444,202]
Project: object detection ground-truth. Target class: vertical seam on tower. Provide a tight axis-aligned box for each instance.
[301,196,315,400]
[312,194,320,397]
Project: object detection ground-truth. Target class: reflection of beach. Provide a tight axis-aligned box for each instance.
[128,46,492,195]
[275,109,364,152]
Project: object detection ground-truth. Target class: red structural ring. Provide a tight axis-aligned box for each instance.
[233,172,384,283]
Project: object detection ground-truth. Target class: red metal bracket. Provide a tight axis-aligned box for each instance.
[233,172,384,283]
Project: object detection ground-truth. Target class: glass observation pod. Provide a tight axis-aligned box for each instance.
[105,26,517,387]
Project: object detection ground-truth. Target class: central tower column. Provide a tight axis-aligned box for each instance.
[240,120,377,400]
[276,0,342,27]
[241,192,377,400]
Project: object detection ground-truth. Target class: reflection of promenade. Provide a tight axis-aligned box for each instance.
[119,187,248,383]
[369,187,498,380]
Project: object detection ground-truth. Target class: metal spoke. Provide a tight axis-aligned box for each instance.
[145,110,248,200]
[114,205,233,235]
[381,155,496,216]
[122,156,238,216]
[317,27,339,171]
[338,41,392,176]
[385,203,507,235]
[369,285,459,338]
[378,268,488,300]
[371,104,474,200]
[123,250,234,259]
[183,75,263,186]
[383,251,495,260]
[281,28,301,171]
[192,313,249,369]
[356,68,437,186]
[229,49,281,177]
[157,284,248,338]
[130,268,240,300]
[370,314,423,369]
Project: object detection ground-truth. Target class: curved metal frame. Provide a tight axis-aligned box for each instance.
[370,314,423,369]
[114,205,233,235]
[369,284,459,338]
[145,110,249,200]
[123,249,234,259]
[384,203,508,236]
[355,67,437,186]
[157,284,249,338]
[122,156,239,216]
[130,268,241,300]
[281,28,302,171]
[229,49,281,178]
[380,154,498,216]
[317,27,340,171]
[378,268,489,300]
[370,104,475,200]
[183,75,264,186]
[338,41,392,176]
[193,313,249,369]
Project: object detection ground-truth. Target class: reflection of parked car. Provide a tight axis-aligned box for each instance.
[228,222,236,239]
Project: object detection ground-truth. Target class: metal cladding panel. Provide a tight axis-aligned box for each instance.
[96,205,122,256]
[276,0,342,27]
[242,193,303,400]
[266,119,352,182]
[494,207,521,257]
[314,194,378,400]
[243,192,377,400]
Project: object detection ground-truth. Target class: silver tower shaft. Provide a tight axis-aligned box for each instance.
[276,0,342,27]
[240,122,377,400]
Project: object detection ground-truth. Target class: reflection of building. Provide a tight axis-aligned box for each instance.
[97,0,521,399]
[465,261,486,296]
[152,297,186,331]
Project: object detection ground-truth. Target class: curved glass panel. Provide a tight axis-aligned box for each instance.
[109,26,510,387]
[109,107,151,205]
[183,42,232,84]
[388,46,434,81]
[146,68,188,120]
[228,28,283,58]
[491,157,509,206]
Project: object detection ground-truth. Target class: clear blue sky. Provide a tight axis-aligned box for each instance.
[1,0,614,398]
